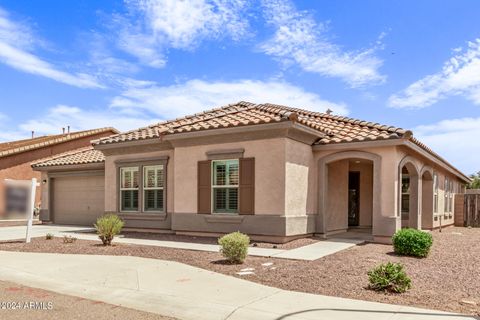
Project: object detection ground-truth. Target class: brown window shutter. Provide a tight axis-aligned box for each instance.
[198,160,211,214]
[239,157,255,215]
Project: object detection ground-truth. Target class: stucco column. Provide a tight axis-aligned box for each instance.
[410,176,422,229]
[316,162,328,235]
[373,150,400,242]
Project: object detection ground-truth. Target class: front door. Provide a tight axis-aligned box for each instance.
[348,171,360,227]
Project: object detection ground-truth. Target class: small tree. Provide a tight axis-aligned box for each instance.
[94,214,124,246]
[468,171,480,189]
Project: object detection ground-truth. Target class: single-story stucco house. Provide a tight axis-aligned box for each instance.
[32,102,469,243]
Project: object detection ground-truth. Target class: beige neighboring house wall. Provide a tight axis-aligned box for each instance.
[32,102,470,243]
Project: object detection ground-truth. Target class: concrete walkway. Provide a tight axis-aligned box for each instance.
[0,251,474,320]
[0,225,362,261]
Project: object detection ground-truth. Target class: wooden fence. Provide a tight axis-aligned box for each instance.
[455,193,480,227]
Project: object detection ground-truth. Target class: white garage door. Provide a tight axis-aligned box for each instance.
[52,175,105,226]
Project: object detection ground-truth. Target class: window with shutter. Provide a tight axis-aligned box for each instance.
[120,167,139,211]
[433,172,438,213]
[143,165,165,212]
[212,160,239,213]
[444,177,449,213]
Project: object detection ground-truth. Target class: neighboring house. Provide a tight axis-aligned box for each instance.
[32,102,469,243]
[0,128,119,218]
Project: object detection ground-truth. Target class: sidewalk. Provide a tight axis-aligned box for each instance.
[0,225,362,260]
[0,251,475,320]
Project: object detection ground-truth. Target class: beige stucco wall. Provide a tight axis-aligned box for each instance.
[421,178,433,229]
[173,137,287,215]
[326,160,348,232]
[284,138,315,217]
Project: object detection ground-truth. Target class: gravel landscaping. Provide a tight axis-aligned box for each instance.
[96,231,319,249]
[0,280,174,320]
[0,227,478,316]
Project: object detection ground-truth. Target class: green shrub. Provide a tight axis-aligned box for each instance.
[94,214,124,246]
[62,235,77,244]
[392,228,433,258]
[45,233,54,240]
[218,232,250,264]
[368,262,411,293]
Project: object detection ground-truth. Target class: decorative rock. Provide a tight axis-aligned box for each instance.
[236,271,255,276]
[261,262,273,267]
[460,299,476,306]
[240,267,255,272]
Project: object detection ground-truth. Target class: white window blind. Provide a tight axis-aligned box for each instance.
[120,167,139,211]
[143,165,165,212]
[212,160,239,213]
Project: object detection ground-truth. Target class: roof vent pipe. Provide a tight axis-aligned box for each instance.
[62,127,65,134]
[31,131,34,139]
[67,126,70,134]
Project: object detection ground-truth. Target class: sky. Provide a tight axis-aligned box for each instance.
[0,0,479,174]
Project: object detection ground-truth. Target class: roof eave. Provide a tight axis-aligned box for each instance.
[32,162,105,172]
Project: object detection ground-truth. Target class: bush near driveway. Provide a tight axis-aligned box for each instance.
[63,235,77,244]
[218,231,250,264]
[95,214,124,246]
[368,262,412,293]
[392,228,433,258]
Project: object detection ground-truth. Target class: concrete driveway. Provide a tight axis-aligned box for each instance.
[0,224,94,241]
[0,251,475,320]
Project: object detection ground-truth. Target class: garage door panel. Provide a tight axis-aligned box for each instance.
[53,175,105,226]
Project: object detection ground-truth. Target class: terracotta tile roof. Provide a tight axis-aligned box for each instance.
[32,147,105,168]
[93,101,407,146]
[0,127,118,158]
[35,102,467,180]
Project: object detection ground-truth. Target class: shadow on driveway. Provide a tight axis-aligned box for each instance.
[274,308,479,320]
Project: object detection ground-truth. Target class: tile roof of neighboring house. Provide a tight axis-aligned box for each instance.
[92,101,407,146]
[0,127,119,159]
[31,147,105,168]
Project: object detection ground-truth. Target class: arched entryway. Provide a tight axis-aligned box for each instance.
[421,166,434,229]
[399,157,420,229]
[318,151,381,238]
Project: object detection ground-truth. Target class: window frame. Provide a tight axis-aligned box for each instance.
[117,159,167,214]
[448,180,454,214]
[211,159,239,214]
[119,166,140,212]
[143,164,165,213]
[444,177,449,213]
[433,172,439,214]
[401,173,410,215]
